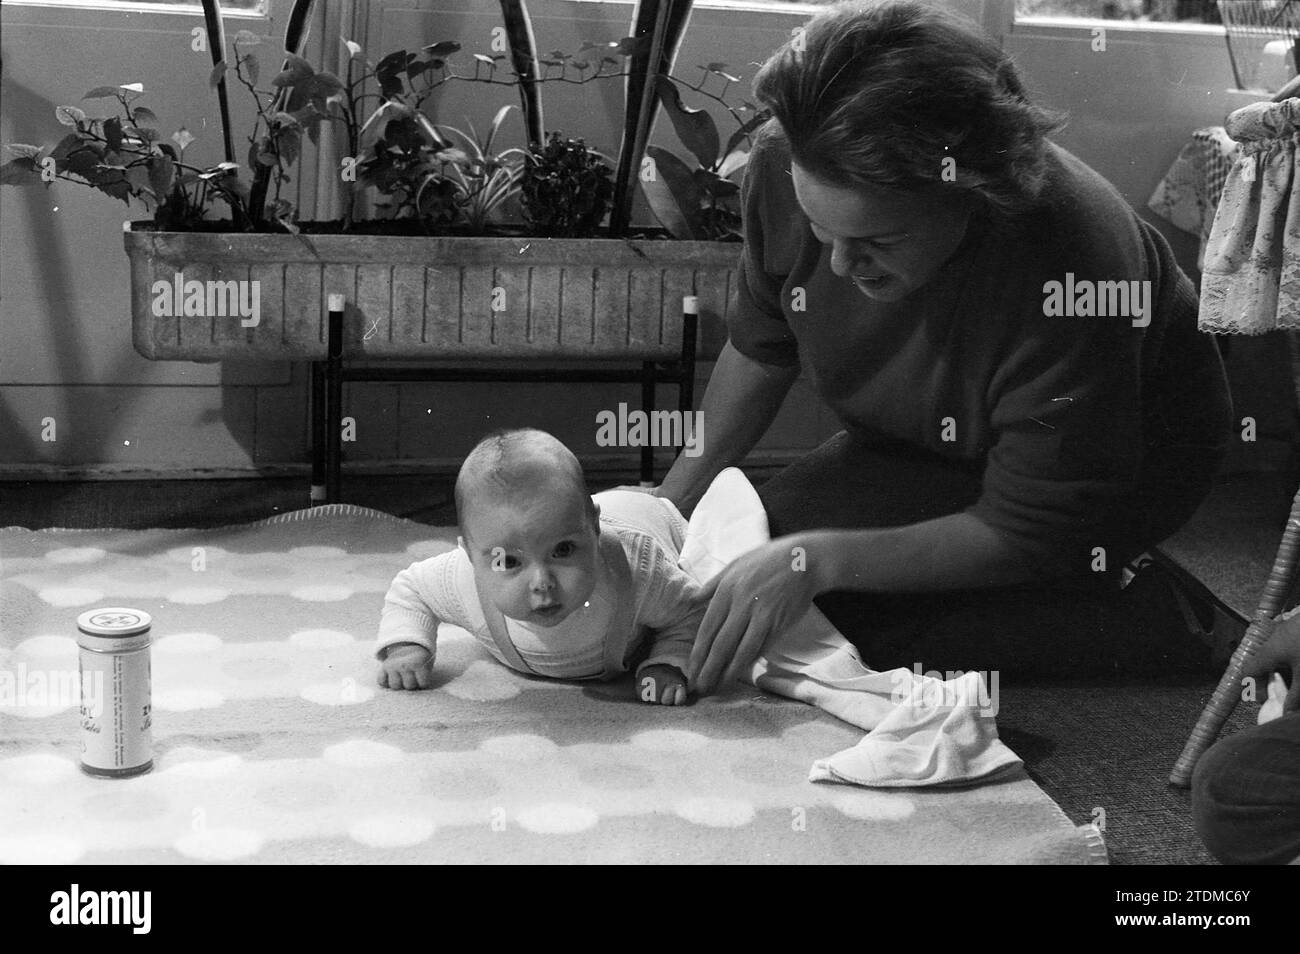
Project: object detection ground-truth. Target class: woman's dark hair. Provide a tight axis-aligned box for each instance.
[753,0,1066,218]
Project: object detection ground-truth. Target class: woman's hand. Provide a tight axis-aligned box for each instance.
[687,532,830,695]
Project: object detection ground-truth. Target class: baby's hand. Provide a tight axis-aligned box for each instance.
[637,664,689,706]
[378,643,434,690]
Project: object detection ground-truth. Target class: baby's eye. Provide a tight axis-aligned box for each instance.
[552,541,577,558]
[489,548,520,571]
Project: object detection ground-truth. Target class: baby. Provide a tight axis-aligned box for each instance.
[375,428,701,704]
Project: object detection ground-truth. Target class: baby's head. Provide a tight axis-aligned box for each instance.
[455,428,600,627]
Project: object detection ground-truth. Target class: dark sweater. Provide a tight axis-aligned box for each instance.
[729,121,1231,576]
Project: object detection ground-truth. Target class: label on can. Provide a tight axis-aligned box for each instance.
[76,607,153,777]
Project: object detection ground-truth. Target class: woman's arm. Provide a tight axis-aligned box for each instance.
[687,513,1034,693]
[813,511,1034,593]
[657,340,800,513]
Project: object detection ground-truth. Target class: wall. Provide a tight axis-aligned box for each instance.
[0,0,1288,478]
[0,0,844,479]
[1006,11,1298,470]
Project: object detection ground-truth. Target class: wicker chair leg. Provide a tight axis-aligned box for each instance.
[1170,484,1300,786]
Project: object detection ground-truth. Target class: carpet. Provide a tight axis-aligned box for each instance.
[0,505,1105,864]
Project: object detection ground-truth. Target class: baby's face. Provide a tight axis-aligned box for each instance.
[462,487,599,627]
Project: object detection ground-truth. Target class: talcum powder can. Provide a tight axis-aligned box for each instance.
[76,607,153,777]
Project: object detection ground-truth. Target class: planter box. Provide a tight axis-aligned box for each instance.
[125,225,740,362]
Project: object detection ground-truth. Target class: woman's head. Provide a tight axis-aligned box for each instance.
[754,0,1064,221]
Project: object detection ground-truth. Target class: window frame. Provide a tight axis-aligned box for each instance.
[2,0,267,18]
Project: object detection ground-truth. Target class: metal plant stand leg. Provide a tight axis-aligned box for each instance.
[325,294,345,504]
[641,361,656,486]
[1170,485,1300,786]
[310,361,326,505]
[679,297,699,417]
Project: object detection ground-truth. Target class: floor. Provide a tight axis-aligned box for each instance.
[1,467,1288,864]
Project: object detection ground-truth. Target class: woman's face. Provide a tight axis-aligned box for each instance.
[791,162,973,304]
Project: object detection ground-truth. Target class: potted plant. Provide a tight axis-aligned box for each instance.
[1,0,767,363]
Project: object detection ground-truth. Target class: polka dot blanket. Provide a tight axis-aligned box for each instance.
[0,505,1106,864]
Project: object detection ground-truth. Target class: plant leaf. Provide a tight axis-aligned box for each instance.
[234,29,261,45]
[5,144,43,159]
[209,62,228,89]
[640,145,700,240]
[172,128,195,151]
[344,39,363,58]
[127,126,159,144]
[484,104,515,157]
[64,142,105,178]
[55,105,87,127]
[93,169,133,202]
[83,86,120,100]
[375,49,409,98]
[104,116,124,152]
[305,72,343,98]
[283,53,314,79]
[245,54,260,87]
[47,133,83,166]
[694,167,738,198]
[120,82,145,94]
[705,62,740,83]
[716,148,749,181]
[654,76,718,171]
[147,153,175,196]
[0,157,41,185]
[472,53,495,66]
[277,126,301,166]
[722,111,768,165]
[422,40,460,57]
[273,53,314,87]
[125,164,152,194]
[132,107,159,128]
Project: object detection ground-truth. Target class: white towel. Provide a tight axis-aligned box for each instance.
[677,468,1023,788]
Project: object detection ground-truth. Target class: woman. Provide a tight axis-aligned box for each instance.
[655,0,1233,692]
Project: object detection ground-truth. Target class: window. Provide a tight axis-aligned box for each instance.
[9,0,265,13]
[1017,0,1222,23]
